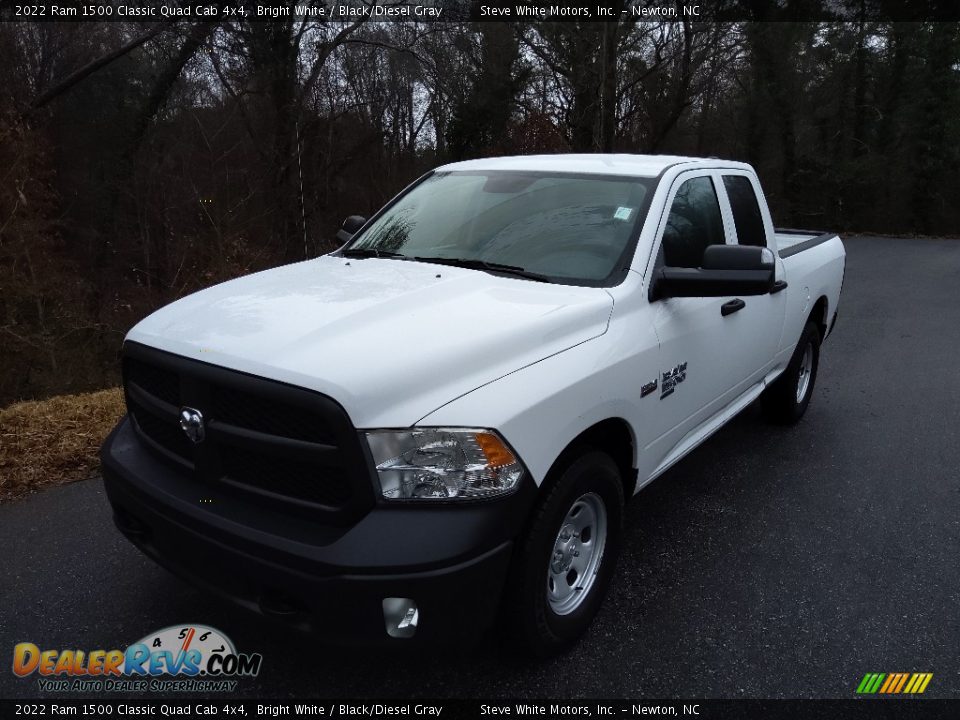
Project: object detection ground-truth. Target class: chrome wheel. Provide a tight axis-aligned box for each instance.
[796,342,813,403]
[547,492,607,616]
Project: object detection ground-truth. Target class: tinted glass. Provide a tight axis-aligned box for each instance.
[661,176,726,268]
[723,175,767,247]
[348,171,654,285]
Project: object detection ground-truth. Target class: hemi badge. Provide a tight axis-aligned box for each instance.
[641,379,658,397]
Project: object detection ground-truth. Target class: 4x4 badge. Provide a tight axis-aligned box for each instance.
[179,407,205,444]
[660,362,688,399]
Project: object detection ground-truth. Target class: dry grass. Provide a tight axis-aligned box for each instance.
[0,388,125,503]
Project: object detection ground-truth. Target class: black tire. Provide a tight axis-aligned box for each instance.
[762,321,821,424]
[506,448,624,657]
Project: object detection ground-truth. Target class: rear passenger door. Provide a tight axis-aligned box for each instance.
[717,172,786,380]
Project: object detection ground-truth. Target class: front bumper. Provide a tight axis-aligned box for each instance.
[101,418,536,646]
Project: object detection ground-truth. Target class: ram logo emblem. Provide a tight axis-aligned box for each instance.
[179,407,206,444]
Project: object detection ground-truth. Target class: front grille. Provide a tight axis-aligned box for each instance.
[122,342,375,520]
[130,405,194,462]
[212,385,334,444]
[127,357,180,406]
[221,447,352,507]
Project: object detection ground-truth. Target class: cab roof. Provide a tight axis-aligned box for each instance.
[435,153,753,178]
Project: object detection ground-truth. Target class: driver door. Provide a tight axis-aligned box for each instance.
[644,172,742,470]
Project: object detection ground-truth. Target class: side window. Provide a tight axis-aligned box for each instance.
[661,176,726,268]
[723,175,767,247]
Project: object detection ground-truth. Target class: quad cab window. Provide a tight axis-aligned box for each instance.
[723,175,768,247]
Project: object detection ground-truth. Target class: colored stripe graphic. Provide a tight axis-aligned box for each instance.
[857,673,885,694]
[904,674,920,694]
[893,673,909,693]
[856,672,932,694]
[886,673,901,693]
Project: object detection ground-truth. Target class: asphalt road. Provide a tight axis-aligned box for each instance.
[2,235,959,700]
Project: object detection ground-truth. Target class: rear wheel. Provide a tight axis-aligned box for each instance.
[762,321,821,424]
[507,449,624,657]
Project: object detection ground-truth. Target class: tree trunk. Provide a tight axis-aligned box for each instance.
[599,16,621,152]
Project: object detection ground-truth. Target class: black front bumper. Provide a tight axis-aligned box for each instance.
[102,418,536,646]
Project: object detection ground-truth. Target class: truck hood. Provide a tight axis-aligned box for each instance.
[126,255,613,427]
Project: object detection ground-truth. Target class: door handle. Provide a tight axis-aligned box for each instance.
[770,280,788,294]
[721,299,746,317]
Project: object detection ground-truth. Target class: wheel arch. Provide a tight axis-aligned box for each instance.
[542,418,638,499]
[809,295,829,340]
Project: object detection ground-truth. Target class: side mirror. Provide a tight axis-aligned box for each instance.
[650,244,776,300]
[336,215,367,244]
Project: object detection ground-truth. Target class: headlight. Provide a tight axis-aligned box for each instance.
[365,428,524,501]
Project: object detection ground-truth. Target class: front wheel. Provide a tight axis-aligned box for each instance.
[507,449,624,657]
[762,321,821,424]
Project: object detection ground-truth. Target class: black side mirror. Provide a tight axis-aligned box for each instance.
[336,215,367,244]
[650,244,776,300]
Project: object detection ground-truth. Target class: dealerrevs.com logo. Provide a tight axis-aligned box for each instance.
[12,624,262,693]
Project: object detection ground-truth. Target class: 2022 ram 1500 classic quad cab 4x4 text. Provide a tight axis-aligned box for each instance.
[102,155,845,656]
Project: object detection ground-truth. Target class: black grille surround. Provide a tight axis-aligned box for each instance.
[122,341,376,523]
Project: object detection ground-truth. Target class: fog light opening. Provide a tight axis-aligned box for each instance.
[383,598,418,639]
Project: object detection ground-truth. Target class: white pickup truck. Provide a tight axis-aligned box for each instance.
[102,154,845,656]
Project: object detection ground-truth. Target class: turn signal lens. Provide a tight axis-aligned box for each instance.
[475,432,516,468]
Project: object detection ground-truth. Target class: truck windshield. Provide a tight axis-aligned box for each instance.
[343,171,654,285]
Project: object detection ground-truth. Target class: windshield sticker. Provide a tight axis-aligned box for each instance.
[614,206,633,221]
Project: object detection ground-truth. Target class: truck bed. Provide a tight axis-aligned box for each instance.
[775,228,837,258]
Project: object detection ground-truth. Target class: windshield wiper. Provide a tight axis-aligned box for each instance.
[340,247,405,259]
[411,256,552,283]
